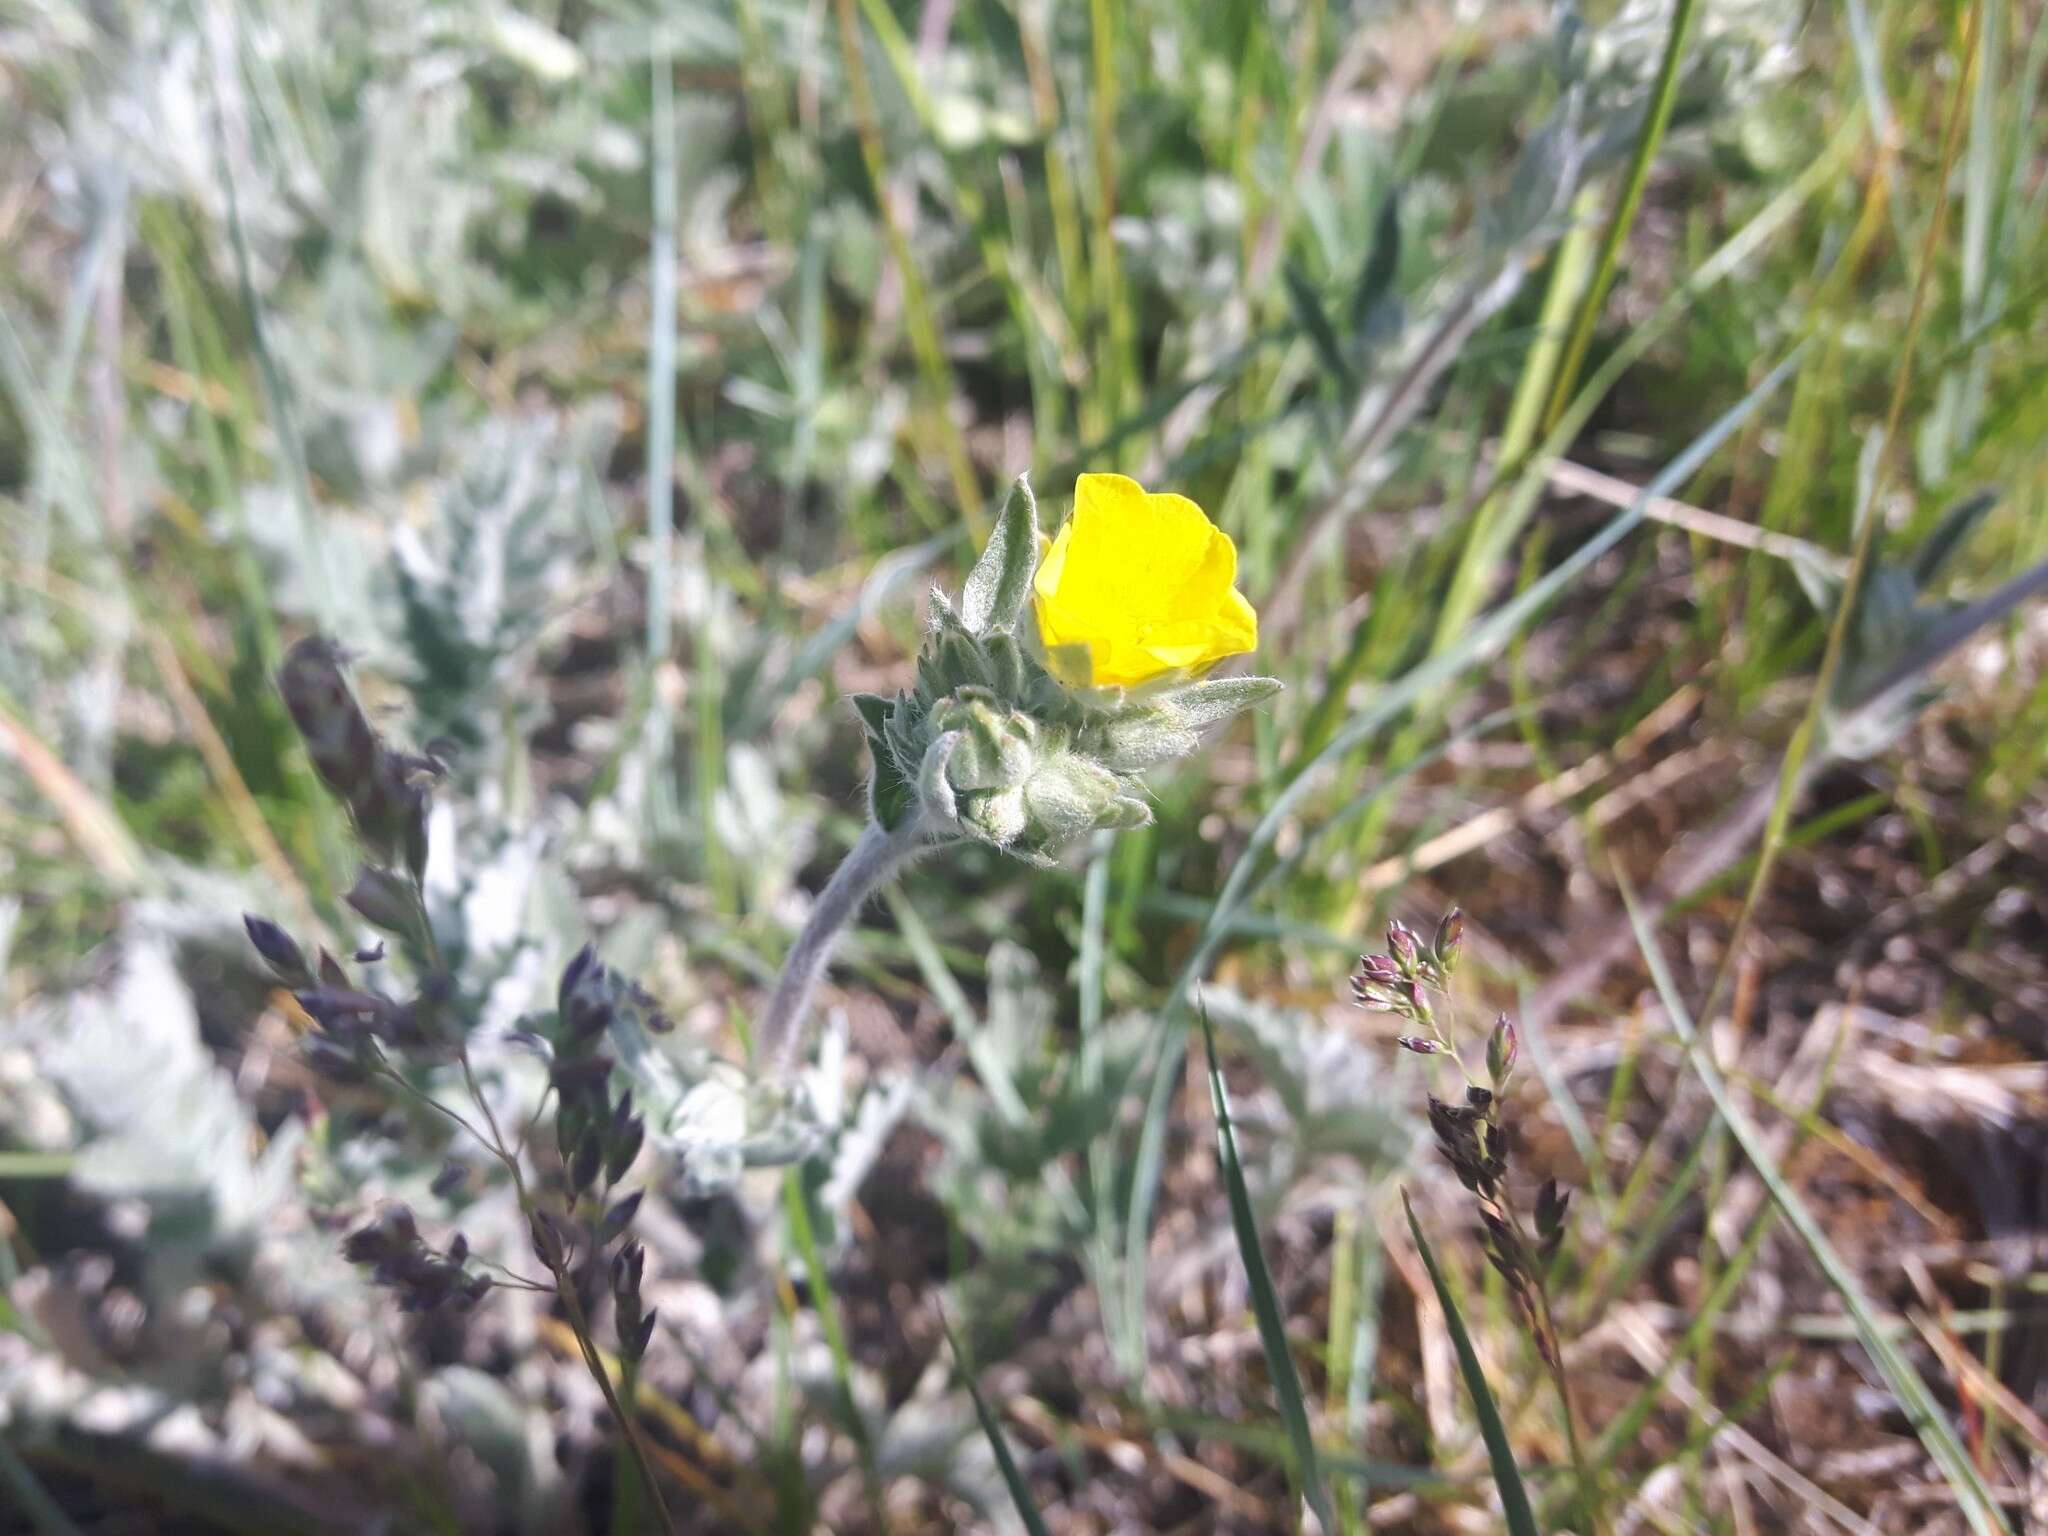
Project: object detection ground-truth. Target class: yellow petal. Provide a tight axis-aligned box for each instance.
[1031,473,1261,689]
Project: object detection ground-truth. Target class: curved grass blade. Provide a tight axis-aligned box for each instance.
[1400,1190,1541,1536]
[1198,1003,1337,1532]
[944,1318,1053,1536]
[1616,877,2012,1536]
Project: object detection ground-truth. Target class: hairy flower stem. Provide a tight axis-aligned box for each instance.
[761,813,927,1074]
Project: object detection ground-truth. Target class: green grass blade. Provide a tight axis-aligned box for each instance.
[944,1319,1053,1536]
[1540,0,1701,433]
[781,1168,886,1527]
[1400,1191,1541,1536]
[1615,879,2013,1536]
[1198,1004,1337,1533]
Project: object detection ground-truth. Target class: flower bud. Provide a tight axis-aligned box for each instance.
[528,1210,568,1269]
[606,1115,646,1188]
[927,691,1036,791]
[294,986,397,1040]
[1020,753,1126,843]
[279,637,435,865]
[243,914,313,987]
[956,786,1030,847]
[1387,920,1420,975]
[1395,1035,1440,1055]
[558,942,597,1017]
[596,1191,642,1246]
[1351,982,1395,1012]
[346,865,428,945]
[626,1308,658,1363]
[1486,1013,1518,1089]
[1356,954,1401,987]
[611,1239,645,1305]
[278,638,380,809]
[569,1135,603,1194]
[1433,908,1464,974]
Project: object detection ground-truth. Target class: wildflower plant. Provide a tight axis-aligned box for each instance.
[760,472,1278,1068]
[241,471,1273,1528]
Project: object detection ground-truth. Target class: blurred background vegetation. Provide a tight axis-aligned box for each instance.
[2,0,2046,1529]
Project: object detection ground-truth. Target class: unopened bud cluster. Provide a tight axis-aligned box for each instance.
[342,1204,493,1314]
[544,946,661,1361]
[854,478,1279,863]
[248,641,456,1070]
[1352,906,1569,1367]
[1350,911,1466,1037]
[553,943,656,1197]
[279,638,439,881]
[243,914,445,1066]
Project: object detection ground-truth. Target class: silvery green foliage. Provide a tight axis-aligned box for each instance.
[1583,0,1799,113]
[815,1058,917,1226]
[393,409,617,753]
[1197,987,1414,1193]
[1484,0,1795,253]
[855,476,1280,863]
[916,945,1148,1275]
[1792,480,2048,762]
[30,941,304,1277]
[664,1068,826,1196]
[713,742,819,912]
[423,1365,561,1526]
[0,933,388,1428]
[579,948,838,1196]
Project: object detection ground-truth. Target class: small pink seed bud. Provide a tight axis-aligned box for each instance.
[1434,908,1464,972]
[1356,954,1401,986]
[1487,1013,1518,1087]
[1396,1035,1441,1055]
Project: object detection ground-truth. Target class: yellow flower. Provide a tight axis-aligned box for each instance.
[1031,473,1259,690]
